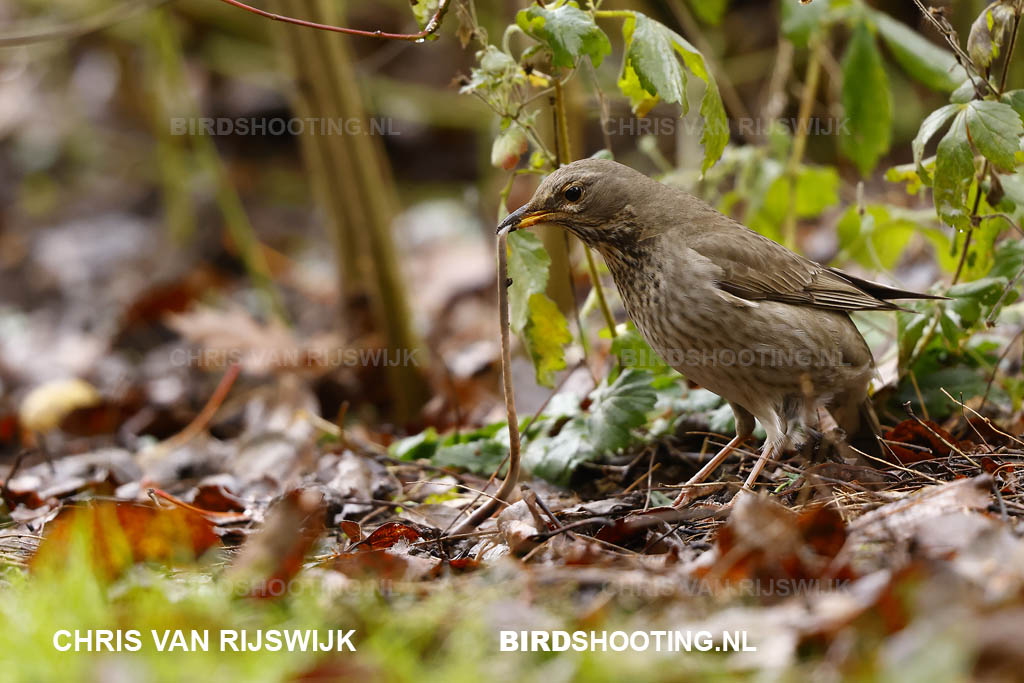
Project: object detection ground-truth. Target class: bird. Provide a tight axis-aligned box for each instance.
[497,158,942,506]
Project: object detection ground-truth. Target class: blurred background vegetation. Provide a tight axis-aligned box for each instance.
[0,0,1021,449]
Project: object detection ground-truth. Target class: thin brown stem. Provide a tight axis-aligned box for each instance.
[215,0,450,41]
[952,170,986,285]
[450,229,522,535]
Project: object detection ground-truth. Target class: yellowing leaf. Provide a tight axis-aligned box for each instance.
[19,378,101,434]
[524,292,570,387]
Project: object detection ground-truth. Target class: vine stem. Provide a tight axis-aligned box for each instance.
[450,229,522,536]
[952,171,986,285]
[782,35,823,250]
[214,0,450,41]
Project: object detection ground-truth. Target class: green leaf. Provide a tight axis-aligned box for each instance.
[961,213,1006,282]
[884,162,925,195]
[523,418,594,485]
[933,109,975,229]
[617,63,660,117]
[836,205,917,270]
[390,427,439,461]
[689,0,728,26]
[1003,90,1024,123]
[950,79,976,104]
[620,13,687,111]
[708,403,737,435]
[967,2,1016,70]
[410,0,440,30]
[990,239,1024,280]
[433,440,508,476]
[505,229,550,332]
[897,311,929,369]
[748,165,839,240]
[840,21,892,177]
[523,292,571,388]
[897,364,989,420]
[870,10,967,92]
[516,2,611,69]
[781,0,831,47]
[948,276,1009,327]
[912,104,961,185]
[965,100,1024,173]
[586,369,657,453]
[671,32,729,175]
[523,369,656,485]
[617,13,729,174]
[610,323,669,375]
[679,388,725,413]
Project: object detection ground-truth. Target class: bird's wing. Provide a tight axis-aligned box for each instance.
[689,226,902,312]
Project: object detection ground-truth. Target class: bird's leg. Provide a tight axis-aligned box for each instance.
[742,441,779,490]
[672,434,748,507]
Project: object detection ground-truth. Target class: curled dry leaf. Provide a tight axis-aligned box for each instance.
[849,475,993,546]
[226,488,327,598]
[496,500,541,555]
[883,418,964,463]
[695,493,851,590]
[339,519,362,544]
[334,522,441,581]
[331,547,440,582]
[190,479,249,513]
[354,521,423,551]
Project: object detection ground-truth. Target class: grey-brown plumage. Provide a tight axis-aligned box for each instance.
[498,159,941,504]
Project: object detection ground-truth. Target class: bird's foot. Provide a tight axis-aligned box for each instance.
[671,483,725,508]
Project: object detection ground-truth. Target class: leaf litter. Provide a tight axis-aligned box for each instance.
[2,220,1024,680]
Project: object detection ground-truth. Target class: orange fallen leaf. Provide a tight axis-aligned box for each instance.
[354,522,422,551]
[32,501,220,580]
[883,419,961,464]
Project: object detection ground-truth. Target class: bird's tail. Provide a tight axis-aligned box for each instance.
[827,268,948,303]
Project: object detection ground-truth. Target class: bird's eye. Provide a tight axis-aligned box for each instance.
[563,185,583,202]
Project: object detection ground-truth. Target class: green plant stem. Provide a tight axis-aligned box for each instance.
[952,172,986,285]
[782,36,824,250]
[553,78,617,338]
[583,246,616,336]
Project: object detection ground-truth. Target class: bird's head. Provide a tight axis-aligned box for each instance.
[496,159,651,249]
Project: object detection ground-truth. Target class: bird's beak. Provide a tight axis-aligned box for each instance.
[496,205,557,234]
